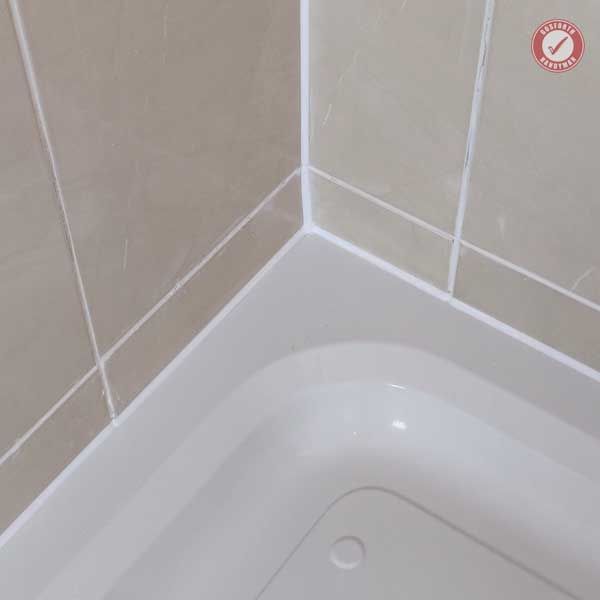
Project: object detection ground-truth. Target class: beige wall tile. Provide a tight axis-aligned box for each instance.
[0,5,95,456]
[455,246,600,370]
[311,0,484,232]
[312,172,451,288]
[21,0,300,351]
[465,1,600,305]
[107,175,302,411]
[0,373,109,534]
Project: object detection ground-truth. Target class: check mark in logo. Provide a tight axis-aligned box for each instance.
[548,36,569,55]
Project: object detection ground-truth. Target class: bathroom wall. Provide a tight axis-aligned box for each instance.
[310,0,599,371]
[0,0,300,534]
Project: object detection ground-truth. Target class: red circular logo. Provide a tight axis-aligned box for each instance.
[531,19,585,72]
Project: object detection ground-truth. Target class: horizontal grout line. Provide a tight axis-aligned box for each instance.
[309,166,453,241]
[314,227,600,383]
[0,368,99,467]
[8,0,116,420]
[447,0,496,295]
[461,241,600,313]
[103,168,301,365]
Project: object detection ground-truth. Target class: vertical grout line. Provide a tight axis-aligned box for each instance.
[300,0,312,228]
[447,0,496,295]
[8,0,117,421]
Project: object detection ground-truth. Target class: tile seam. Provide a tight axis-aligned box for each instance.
[300,0,312,228]
[447,0,496,294]
[0,367,99,467]
[7,0,116,420]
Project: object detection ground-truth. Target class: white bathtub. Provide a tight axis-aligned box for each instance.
[1,235,599,599]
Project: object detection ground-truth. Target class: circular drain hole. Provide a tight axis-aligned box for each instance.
[329,536,365,570]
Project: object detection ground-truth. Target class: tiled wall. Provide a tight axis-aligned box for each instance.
[310,0,599,371]
[0,0,300,534]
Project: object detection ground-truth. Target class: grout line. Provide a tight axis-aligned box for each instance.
[462,241,600,313]
[0,368,98,467]
[8,0,117,421]
[447,0,496,295]
[103,169,301,364]
[300,0,312,228]
[314,227,600,384]
[300,0,310,167]
[310,167,453,241]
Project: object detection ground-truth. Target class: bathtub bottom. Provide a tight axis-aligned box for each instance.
[260,489,566,599]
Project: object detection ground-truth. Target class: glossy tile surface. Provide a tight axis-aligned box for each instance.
[465,0,600,304]
[311,0,484,231]
[107,175,302,410]
[455,246,600,370]
[21,0,300,351]
[0,4,94,456]
[0,373,108,534]
[312,173,451,288]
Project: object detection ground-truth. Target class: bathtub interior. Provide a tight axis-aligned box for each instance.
[259,488,570,600]
[102,379,599,600]
[0,235,599,600]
